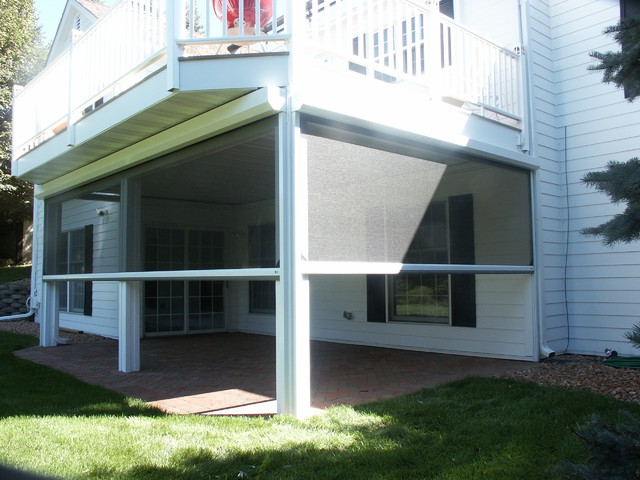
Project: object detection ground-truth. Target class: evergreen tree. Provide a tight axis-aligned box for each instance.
[558,412,640,480]
[581,17,640,245]
[0,0,46,224]
[589,17,640,102]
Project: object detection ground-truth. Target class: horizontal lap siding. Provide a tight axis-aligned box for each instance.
[543,0,640,355]
[58,199,120,337]
[309,275,534,360]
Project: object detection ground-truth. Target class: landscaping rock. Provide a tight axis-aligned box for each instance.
[0,319,109,343]
[0,279,30,317]
[502,355,640,404]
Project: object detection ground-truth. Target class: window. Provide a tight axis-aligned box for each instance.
[59,225,93,315]
[439,0,454,18]
[368,195,477,327]
[390,202,449,323]
[248,223,276,314]
[143,228,225,334]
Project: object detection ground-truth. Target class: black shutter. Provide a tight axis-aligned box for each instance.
[439,0,454,18]
[621,0,640,19]
[448,194,476,327]
[366,275,386,322]
[83,224,93,317]
[620,0,640,98]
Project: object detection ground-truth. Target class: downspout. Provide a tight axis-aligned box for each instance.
[0,197,40,322]
[0,296,39,321]
[518,0,555,359]
[1,198,68,345]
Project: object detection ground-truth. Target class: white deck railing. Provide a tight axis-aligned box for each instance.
[12,0,521,160]
[305,0,521,120]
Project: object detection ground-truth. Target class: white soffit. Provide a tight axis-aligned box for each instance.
[35,86,285,199]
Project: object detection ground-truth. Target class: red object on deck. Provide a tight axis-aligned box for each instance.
[212,0,274,29]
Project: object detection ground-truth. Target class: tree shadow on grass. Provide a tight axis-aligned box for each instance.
[3,329,640,480]
[67,379,640,480]
[0,331,163,419]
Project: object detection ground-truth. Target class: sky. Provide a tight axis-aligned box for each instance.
[34,0,118,43]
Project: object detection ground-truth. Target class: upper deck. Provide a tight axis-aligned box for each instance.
[12,0,526,185]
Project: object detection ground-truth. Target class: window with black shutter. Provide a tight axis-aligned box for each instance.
[366,195,476,327]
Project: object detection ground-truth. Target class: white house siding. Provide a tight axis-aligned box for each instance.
[433,162,532,266]
[309,274,533,360]
[58,198,120,337]
[525,0,568,353]
[547,0,640,355]
[304,161,535,360]
[225,200,275,334]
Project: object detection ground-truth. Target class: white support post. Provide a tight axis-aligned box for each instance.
[40,281,60,347]
[166,0,183,92]
[118,281,141,372]
[276,110,311,418]
[275,0,311,419]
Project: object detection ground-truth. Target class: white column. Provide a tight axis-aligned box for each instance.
[40,281,60,347]
[276,101,311,417]
[166,0,184,92]
[118,281,141,372]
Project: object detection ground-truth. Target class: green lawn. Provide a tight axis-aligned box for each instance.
[0,330,637,480]
[0,264,31,285]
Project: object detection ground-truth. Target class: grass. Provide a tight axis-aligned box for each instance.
[0,331,638,480]
[0,264,31,285]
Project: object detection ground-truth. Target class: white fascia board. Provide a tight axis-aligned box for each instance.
[296,65,534,169]
[35,86,286,199]
[179,54,290,91]
[301,100,536,170]
[16,70,173,179]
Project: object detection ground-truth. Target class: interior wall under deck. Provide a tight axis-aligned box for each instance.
[58,196,120,337]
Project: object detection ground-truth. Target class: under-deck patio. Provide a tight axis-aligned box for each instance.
[15,333,526,415]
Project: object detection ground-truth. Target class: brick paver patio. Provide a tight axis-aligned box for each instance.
[15,333,527,415]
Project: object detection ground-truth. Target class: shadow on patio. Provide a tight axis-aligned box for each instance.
[15,333,527,415]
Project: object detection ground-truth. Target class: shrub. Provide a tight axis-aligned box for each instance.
[558,411,640,479]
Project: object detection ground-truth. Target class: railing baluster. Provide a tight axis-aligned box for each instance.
[12,0,523,160]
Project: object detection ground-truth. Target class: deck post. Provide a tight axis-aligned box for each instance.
[275,0,311,419]
[118,281,141,372]
[166,0,184,92]
[276,108,311,418]
[40,281,60,347]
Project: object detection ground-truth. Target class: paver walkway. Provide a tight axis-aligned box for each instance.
[16,333,527,415]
